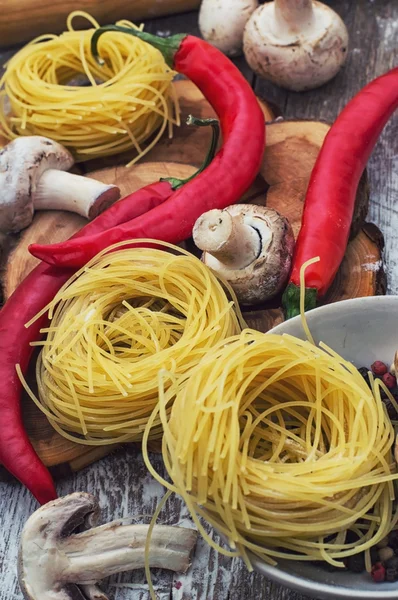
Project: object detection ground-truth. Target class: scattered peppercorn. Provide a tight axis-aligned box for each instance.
[358,361,398,417]
[388,530,398,552]
[370,545,380,564]
[372,361,388,376]
[378,546,394,563]
[371,562,386,583]
[385,555,398,582]
[385,568,398,583]
[385,555,398,570]
[377,536,389,549]
[358,367,371,385]
[383,372,397,389]
[390,386,398,398]
[383,399,398,420]
[321,361,398,584]
[345,552,365,573]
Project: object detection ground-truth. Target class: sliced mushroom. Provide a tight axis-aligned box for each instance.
[193,204,294,305]
[199,0,259,57]
[0,136,120,233]
[18,492,197,600]
[243,0,349,91]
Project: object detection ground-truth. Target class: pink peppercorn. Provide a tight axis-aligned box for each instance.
[371,562,386,583]
[382,372,397,389]
[371,361,388,376]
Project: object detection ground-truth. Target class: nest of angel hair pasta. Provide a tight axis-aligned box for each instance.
[144,329,398,568]
[0,12,179,163]
[19,241,243,444]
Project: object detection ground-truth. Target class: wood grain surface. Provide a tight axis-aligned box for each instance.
[0,0,201,48]
[1,2,398,600]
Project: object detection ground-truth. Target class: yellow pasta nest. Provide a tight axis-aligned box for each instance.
[0,12,179,164]
[20,241,243,444]
[144,328,398,568]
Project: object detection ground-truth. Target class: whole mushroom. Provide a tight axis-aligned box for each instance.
[0,136,120,233]
[18,492,197,600]
[193,204,294,305]
[199,0,259,57]
[243,0,349,91]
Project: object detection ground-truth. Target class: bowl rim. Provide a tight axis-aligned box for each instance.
[248,295,398,599]
[249,552,398,599]
[269,294,398,337]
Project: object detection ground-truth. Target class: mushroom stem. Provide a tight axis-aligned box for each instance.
[18,493,198,600]
[275,0,313,32]
[193,208,262,269]
[33,170,120,220]
[61,522,197,584]
[80,584,108,600]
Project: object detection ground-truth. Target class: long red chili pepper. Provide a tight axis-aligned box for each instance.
[80,115,220,235]
[283,67,398,319]
[0,117,218,503]
[29,30,265,268]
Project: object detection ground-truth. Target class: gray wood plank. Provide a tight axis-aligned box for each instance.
[1,447,314,600]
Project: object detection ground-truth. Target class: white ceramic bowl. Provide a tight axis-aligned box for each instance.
[250,296,398,600]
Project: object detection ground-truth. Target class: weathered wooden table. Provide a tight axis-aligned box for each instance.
[0,1,397,599]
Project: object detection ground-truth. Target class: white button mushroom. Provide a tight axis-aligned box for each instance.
[18,492,197,600]
[193,204,294,305]
[199,0,259,57]
[0,136,121,233]
[243,0,349,91]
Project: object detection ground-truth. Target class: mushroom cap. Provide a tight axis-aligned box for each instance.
[243,1,349,91]
[0,136,74,233]
[18,492,100,600]
[199,0,259,57]
[201,204,295,305]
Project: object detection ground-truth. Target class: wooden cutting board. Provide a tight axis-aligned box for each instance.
[0,79,385,478]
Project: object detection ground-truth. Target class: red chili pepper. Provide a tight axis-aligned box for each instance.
[0,192,168,505]
[283,67,398,319]
[0,264,68,504]
[80,115,220,236]
[1,195,141,503]
[0,197,124,503]
[83,180,173,232]
[0,117,218,503]
[29,30,265,268]
[371,562,386,583]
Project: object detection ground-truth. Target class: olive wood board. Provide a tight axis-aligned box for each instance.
[0,79,386,479]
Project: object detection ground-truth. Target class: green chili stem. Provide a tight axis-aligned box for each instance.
[91,26,186,68]
[282,283,318,320]
[162,116,220,190]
